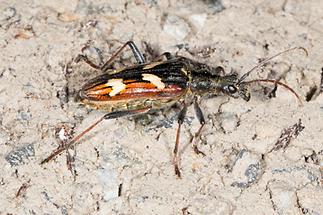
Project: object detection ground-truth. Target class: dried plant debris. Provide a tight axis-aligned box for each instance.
[320,166,323,186]
[187,46,217,59]
[55,124,77,177]
[304,150,319,165]
[14,25,36,39]
[305,85,317,102]
[270,119,304,152]
[5,144,35,166]
[56,85,69,108]
[16,180,31,198]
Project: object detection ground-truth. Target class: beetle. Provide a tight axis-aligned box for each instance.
[41,41,306,178]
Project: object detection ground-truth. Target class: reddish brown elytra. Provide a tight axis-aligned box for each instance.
[41,41,307,178]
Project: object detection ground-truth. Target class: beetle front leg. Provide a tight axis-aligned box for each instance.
[190,99,206,156]
[173,104,188,178]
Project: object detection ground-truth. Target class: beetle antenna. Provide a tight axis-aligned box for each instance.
[244,79,303,105]
[238,47,308,84]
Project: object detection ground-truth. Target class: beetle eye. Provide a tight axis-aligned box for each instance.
[226,85,237,94]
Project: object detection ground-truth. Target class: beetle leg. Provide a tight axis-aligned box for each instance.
[101,41,146,71]
[153,52,173,62]
[173,104,188,178]
[103,108,151,119]
[41,107,151,164]
[75,54,101,70]
[75,41,146,71]
[190,100,206,156]
[214,66,225,76]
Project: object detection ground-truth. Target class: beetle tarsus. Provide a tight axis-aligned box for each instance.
[190,100,206,156]
[75,54,101,70]
[174,164,181,178]
[193,145,206,156]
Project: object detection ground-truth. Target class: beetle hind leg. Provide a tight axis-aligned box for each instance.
[75,54,101,70]
[75,41,146,72]
[101,41,146,72]
[41,107,151,164]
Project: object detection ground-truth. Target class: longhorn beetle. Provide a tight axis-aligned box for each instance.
[41,41,307,178]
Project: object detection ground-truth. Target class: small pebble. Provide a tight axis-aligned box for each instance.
[5,144,35,166]
[0,7,16,21]
[163,15,190,40]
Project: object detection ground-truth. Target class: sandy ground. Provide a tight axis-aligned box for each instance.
[1,0,323,214]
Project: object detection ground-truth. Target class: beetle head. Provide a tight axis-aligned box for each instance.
[218,74,251,101]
